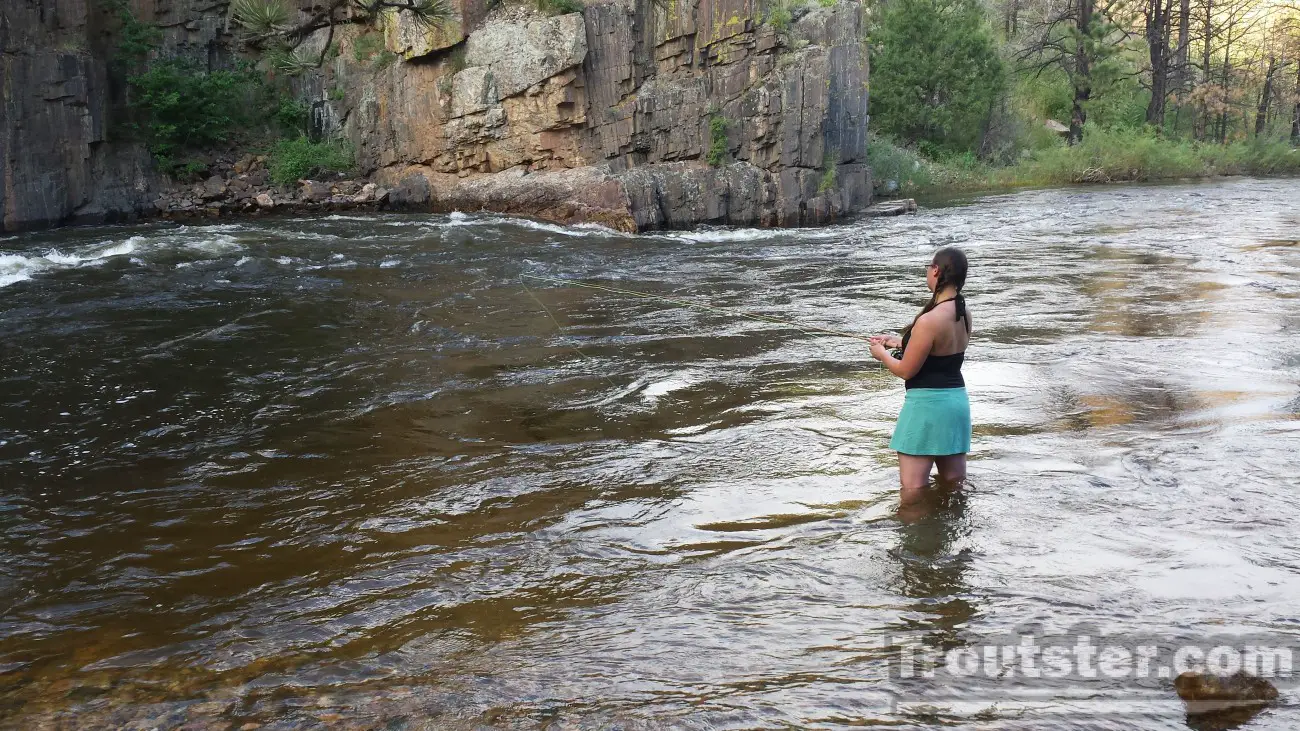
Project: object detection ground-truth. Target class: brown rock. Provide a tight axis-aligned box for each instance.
[351,182,379,202]
[299,180,332,202]
[255,193,275,208]
[202,175,226,199]
[1175,670,1278,721]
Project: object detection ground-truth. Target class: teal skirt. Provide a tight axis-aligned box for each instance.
[889,387,971,456]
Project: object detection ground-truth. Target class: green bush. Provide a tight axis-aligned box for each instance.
[268,137,356,186]
[537,0,583,15]
[706,115,728,167]
[274,97,310,135]
[766,0,792,31]
[869,0,1005,154]
[374,50,399,70]
[818,158,837,193]
[106,0,162,66]
[353,32,384,62]
[879,127,1300,193]
[127,58,268,159]
[867,135,935,192]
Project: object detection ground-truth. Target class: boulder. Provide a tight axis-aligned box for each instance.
[451,66,500,119]
[255,193,275,208]
[863,199,918,217]
[299,180,332,202]
[463,13,587,99]
[352,182,378,202]
[1045,119,1070,136]
[202,175,226,200]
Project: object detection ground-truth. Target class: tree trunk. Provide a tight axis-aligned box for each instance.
[1194,0,1212,140]
[1175,0,1189,89]
[1069,0,1093,145]
[1292,62,1300,145]
[1005,0,1019,37]
[1216,44,1231,144]
[1255,57,1276,137]
[1144,0,1171,128]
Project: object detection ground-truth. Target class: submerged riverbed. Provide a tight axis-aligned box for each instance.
[2,179,1299,729]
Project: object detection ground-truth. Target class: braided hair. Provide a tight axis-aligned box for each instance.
[897,247,970,349]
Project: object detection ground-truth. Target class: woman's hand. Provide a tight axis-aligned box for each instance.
[873,334,902,349]
[869,340,890,362]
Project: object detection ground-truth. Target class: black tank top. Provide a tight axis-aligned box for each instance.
[899,295,968,390]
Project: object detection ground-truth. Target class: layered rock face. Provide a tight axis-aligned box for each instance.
[2,0,871,231]
[1,0,236,232]
[347,0,871,229]
[2,0,146,231]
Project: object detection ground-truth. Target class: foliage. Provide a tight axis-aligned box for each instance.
[374,50,400,70]
[126,58,270,160]
[355,0,454,29]
[870,0,1006,154]
[230,0,292,36]
[353,32,385,62]
[105,0,163,66]
[765,0,792,31]
[818,158,838,193]
[537,0,584,15]
[817,0,836,7]
[264,46,319,75]
[274,97,311,135]
[706,116,729,167]
[268,137,356,186]
[871,128,1300,196]
[447,46,468,74]
[867,135,939,192]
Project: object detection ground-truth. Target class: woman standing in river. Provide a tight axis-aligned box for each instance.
[869,247,972,499]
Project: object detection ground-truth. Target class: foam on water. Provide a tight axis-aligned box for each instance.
[639,373,698,403]
[0,237,140,288]
[0,233,243,288]
[657,225,850,244]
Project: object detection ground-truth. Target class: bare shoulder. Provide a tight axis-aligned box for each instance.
[919,301,955,325]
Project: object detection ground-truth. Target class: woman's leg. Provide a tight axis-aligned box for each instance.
[897,453,934,503]
[934,453,967,485]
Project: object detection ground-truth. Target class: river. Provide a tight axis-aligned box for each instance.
[2,178,1299,729]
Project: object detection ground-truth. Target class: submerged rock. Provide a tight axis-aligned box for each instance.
[1175,670,1278,729]
[863,199,918,217]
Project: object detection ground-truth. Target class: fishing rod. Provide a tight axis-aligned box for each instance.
[520,273,875,342]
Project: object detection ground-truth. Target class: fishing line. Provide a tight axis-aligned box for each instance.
[519,276,621,390]
[520,273,876,343]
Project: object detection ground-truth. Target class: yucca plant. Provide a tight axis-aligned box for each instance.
[231,0,293,35]
[264,44,318,75]
[352,0,453,29]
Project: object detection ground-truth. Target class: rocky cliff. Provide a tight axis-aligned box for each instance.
[2,0,871,231]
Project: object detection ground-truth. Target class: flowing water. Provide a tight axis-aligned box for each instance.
[2,178,1299,729]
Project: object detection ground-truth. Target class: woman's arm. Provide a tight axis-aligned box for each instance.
[869,318,933,380]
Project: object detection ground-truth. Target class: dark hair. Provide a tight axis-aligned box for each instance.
[899,247,970,343]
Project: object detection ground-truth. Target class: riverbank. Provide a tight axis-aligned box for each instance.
[868,129,1300,196]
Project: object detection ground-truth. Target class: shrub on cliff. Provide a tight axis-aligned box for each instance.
[869,0,1004,155]
[537,0,583,15]
[126,59,273,163]
[268,138,357,186]
[707,116,729,166]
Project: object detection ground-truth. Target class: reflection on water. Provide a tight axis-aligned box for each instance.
[2,179,1300,728]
